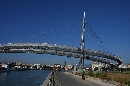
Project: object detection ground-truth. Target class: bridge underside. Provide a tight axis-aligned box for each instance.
[0,43,122,65]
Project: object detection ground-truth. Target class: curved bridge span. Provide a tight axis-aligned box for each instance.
[0,43,122,65]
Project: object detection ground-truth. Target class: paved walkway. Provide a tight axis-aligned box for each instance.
[54,71,99,86]
[41,71,116,86]
[64,72,114,86]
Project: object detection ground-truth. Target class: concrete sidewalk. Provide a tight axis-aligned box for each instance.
[41,71,120,86]
[54,71,90,86]
[64,72,119,86]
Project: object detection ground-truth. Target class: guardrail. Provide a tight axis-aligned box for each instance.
[47,72,55,86]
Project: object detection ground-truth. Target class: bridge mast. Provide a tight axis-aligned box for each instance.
[80,11,86,69]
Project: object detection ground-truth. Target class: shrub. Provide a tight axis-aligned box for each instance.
[95,72,100,78]
[124,81,130,86]
[87,71,95,77]
[106,77,112,81]
[101,72,107,78]
[75,72,77,75]
[95,72,107,79]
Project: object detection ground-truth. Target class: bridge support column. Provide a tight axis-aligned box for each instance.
[83,55,84,68]
[80,11,86,68]
[79,11,86,80]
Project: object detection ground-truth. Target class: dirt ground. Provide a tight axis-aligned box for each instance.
[107,72,130,83]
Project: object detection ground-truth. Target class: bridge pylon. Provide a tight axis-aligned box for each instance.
[79,11,86,70]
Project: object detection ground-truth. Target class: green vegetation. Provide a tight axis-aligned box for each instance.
[74,72,82,76]
[87,71,95,77]
[124,81,130,86]
[87,71,108,79]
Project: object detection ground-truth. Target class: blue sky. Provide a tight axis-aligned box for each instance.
[0,0,130,65]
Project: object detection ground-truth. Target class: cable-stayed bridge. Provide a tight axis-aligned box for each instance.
[0,12,122,66]
[0,42,122,65]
